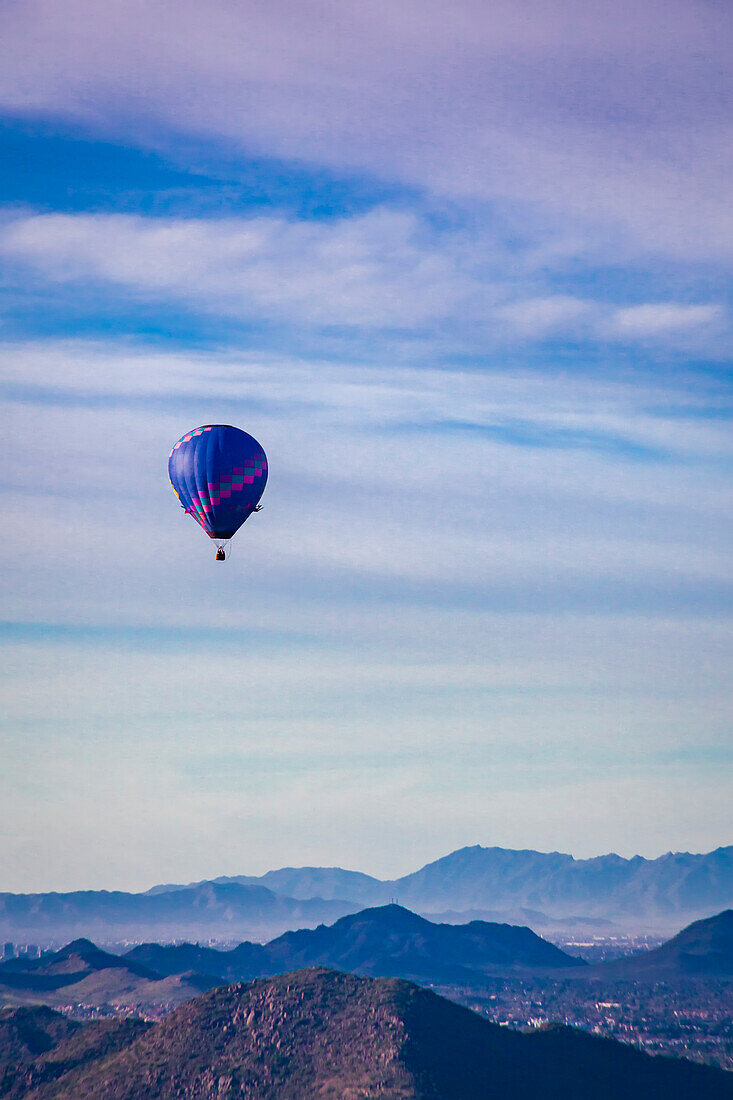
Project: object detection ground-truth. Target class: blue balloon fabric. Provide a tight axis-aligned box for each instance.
[168,425,268,540]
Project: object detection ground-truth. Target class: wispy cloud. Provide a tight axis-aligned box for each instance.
[0,212,726,352]
[0,209,498,327]
[1,338,730,635]
[607,303,723,339]
[494,296,597,339]
[1,0,731,261]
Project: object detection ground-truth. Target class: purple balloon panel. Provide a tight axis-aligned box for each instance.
[168,424,268,540]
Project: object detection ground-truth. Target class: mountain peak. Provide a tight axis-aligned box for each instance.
[336,902,426,926]
[258,901,584,984]
[56,938,99,956]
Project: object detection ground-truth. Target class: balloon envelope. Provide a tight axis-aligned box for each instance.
[168,424,268,540]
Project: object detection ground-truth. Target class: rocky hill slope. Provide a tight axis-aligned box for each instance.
[1,969,730,1099]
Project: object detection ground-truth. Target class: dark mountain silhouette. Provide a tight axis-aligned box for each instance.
[3,969,730,1099]
[0,907,582,1015]
[128,904,584,987]
[0,882,355,945]
[597,909,733,979]
[147,844,733,929]
[254,903,586,981]
[0,938,217,1012]
[124,939,265,983]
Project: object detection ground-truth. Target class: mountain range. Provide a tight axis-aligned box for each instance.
[2,904,732,1021]
[0,906,584,1012]
[244,904,733,983]
[3,845,731,948]
[128,903,586,986]
[144,843,733,932]
[0,882,354,946]
[1,969,731,1099]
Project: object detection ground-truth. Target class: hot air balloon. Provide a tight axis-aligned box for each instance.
[168,425,268,560]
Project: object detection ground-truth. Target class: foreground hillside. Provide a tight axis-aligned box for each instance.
[1,969,730,1099]
[0,1007,151,1097]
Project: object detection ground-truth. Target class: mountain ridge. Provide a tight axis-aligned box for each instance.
[146,844,733,928]
[127,903,586,986]
[0,882,356,945]
[2,845,730,947]
[0,905,584,1013]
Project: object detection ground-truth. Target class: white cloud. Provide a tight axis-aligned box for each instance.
[1,338,730,635]
[608,302,723,339]
[0,212,727,351]
[0,0,731,260]
[1,336,731,461]
[493,296,597,338]
[0,209,500,327]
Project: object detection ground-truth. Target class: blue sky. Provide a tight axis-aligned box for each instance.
[1,0,731,891]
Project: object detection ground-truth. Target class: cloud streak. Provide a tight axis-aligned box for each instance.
[0,212,726,350]
[1,0,731,261]
[0,209,498,328]
[1,338,730,634]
